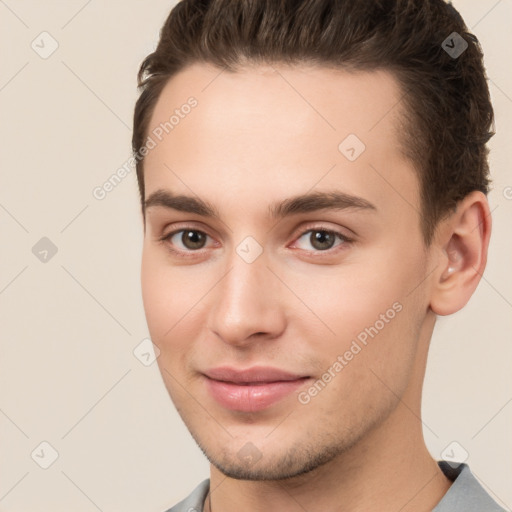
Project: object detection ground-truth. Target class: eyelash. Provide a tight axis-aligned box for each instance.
[158,224,354,259]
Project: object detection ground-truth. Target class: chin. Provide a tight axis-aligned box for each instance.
[190,428,355,481]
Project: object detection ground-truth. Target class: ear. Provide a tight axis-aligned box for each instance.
[429,191,492,316]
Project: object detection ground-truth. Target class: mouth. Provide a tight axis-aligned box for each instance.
[202,366,311,412]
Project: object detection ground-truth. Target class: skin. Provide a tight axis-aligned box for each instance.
[140,62,491,512]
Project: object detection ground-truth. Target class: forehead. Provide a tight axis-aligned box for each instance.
[143,62,419,221]
[147,62,406,149]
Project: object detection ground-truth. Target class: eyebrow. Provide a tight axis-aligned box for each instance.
[144,189,377,220]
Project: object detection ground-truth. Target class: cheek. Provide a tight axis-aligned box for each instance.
[141,247,211,364]
[141,257,191,401]
[288,247,425,377]
[141,249,189,347]
[286,264,406,347]
[297,298,421,432]
[141,250,168,338]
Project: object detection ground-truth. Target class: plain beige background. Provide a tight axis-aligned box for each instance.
[0,1,511,511]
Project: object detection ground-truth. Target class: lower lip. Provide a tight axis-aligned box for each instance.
[204,376,309,412]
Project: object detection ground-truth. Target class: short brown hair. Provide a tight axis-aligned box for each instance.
[132,0,494,245]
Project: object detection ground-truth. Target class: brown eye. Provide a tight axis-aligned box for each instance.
[294,229,349,252]
[309,231,336,250]
[162,229,210,251]
[181,230,207,250]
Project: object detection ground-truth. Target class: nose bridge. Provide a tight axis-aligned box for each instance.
[208,246,285,344]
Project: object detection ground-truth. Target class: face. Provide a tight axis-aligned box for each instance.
[141,63,433,480]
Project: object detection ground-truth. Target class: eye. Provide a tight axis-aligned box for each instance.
[160,229,212,252]
[293,228,351,252]
[158,225,352,258]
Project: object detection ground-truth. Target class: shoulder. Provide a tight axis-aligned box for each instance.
[434,462,506,512]
[162,479,210,512]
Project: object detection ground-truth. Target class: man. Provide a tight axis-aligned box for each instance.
[132,0,503,510]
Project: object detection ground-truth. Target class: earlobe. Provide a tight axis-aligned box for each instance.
[429,191,492,316]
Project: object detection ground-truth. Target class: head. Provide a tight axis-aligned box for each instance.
[134,0,494,480]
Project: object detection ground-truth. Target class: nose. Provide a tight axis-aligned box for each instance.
[207,251,287,348]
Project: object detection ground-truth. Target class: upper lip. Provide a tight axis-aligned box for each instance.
[203,366,308,384]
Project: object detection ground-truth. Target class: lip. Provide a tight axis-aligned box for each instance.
[203,366,311,412]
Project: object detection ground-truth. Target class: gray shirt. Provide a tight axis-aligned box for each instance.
[165,462,506,512]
